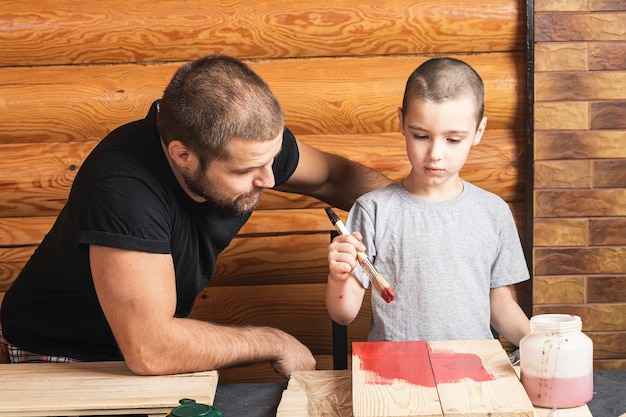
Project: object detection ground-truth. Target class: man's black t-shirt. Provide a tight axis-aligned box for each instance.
[0,101,299,360]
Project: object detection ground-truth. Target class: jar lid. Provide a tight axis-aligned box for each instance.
[168,398,223,417]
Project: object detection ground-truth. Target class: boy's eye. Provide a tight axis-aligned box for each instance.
[448,138,461,143]
[413,134,428,140]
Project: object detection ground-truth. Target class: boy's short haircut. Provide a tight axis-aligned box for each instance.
[402,57,485,125]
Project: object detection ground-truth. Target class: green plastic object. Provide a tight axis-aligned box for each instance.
[167,398,224,417]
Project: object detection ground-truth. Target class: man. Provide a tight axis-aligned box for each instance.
[0,55,391,378]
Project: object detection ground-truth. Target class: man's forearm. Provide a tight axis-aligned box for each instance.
[322,155,392,210]
[123,317,314,377]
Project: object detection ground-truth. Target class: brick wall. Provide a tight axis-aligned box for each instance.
[533,0,626,369]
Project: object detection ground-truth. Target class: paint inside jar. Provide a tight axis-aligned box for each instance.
[521,374,593,408]
[519,314,594,409]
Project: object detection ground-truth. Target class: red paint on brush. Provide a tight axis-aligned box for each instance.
[381,287,395,303]
[354,341,494,386]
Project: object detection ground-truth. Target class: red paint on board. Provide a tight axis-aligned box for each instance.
[354,341,436,386]
[428,346,495,384]
[354,341,494,387]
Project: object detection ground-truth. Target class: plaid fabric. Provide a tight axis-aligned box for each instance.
[0,319,76,364]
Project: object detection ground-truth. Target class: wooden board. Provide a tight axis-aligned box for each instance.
[351,340,534,417]
[352,341,441,417]
[0,361,218,416]
[428,340,533,416]
[276,369,595,417]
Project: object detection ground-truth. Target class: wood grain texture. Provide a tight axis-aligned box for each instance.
[0,53,525,144]
[429,340,534,417]
[0,130,525,217]
[277,368,591,417]
[188,283,333,354]
[0,362,218,416]
[351,340,534,417]
[0,0,542,382]
[0,0,523,66]
[0,202,526,289]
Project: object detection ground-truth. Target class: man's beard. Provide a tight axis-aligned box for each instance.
[183,168,264,216]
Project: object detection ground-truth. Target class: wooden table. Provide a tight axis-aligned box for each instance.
[277,339,594,417]
[0,361,218,416]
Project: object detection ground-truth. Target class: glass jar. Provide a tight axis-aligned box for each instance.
[519,314,593,408]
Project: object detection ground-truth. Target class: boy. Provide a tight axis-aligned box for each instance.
[326,57,530,347]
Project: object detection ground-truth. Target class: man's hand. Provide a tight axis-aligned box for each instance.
[267,329,316,378]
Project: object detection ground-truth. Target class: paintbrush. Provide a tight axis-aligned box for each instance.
[324,207,396,303]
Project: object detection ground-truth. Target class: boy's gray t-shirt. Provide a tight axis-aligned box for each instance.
[346,180,529,342]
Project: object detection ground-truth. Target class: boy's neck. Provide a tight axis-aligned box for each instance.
[402,175,464,202]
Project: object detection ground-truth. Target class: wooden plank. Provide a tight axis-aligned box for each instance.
[428,340,533,417]
[276,369,593,417]
[0,130,526,217]
[0,201,526,290]
[0,0,523,66]
[0,361,218,416]
[276,370,353,417]
[352,341,442,417]
[0,53,525,144]
[188,283,334,355]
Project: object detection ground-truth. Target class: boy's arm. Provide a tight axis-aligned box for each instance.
[489,285,531,347]
[325,233,366,325]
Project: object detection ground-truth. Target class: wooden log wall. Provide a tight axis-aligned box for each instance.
[0,0,529,382]
[533,0,626,370]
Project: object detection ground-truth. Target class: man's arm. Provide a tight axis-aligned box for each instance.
[490,285,530,347]
[274,139,392,211]
[90,245,316,377]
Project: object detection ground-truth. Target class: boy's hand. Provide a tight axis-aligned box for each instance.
[328,232,365,281]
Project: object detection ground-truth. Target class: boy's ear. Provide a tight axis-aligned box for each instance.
[397,107,404,134]
[473,117,488,145]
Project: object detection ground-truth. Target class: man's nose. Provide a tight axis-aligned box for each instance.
[254,165,275,189]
